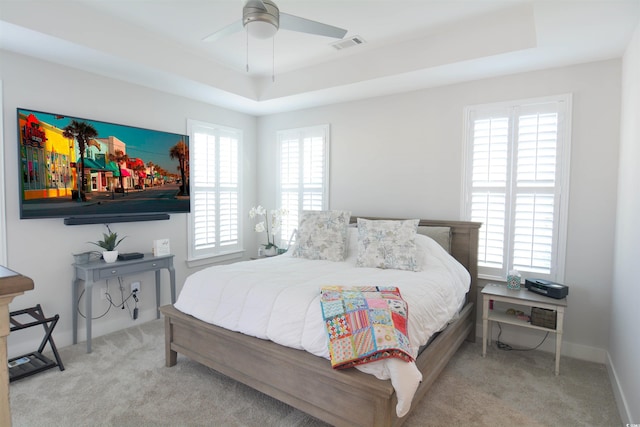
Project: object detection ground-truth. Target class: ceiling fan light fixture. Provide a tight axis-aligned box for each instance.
[243,0,279,39]
[246,20,278,39]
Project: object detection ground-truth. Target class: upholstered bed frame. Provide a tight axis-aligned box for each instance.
[160,218,480,427]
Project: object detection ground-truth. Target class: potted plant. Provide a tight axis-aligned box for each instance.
[90,225,126,263]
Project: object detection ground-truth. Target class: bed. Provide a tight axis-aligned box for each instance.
[160,217,480,427]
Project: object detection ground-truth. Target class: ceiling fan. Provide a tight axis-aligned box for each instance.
[203,0,348,42]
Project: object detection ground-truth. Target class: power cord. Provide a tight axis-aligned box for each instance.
[117,277,140,320]
[76,279,139,320]
[132,290,139,320]
[494,322,549,352]
[76,287,112,320]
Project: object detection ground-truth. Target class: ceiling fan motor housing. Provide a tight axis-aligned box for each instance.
[243,0,279,36]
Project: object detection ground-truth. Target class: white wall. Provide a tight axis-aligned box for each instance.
[0,81,6,266]
[1,50,258,357]
[610,19,640,425]
[258,59,622,363]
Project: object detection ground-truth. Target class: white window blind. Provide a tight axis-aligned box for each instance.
[277,125,330,242]
[463,95,571,282]
[188,120,242,260]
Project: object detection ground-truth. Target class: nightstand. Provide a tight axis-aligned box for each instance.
[481,283,568,375]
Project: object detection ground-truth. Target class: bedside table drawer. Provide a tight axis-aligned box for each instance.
[96,259,168,279]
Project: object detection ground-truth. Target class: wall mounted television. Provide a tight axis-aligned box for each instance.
[17,108,190,225]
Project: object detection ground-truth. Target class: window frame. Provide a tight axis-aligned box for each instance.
[276,124,330,244]
[187,119,243,263]
[461,94,572,283]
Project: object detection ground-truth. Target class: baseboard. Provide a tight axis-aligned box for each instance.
[561,341,607,363]
[606,352,633,424]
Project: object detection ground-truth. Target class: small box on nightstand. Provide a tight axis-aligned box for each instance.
[531,307,557,329]
[153,238,170,256]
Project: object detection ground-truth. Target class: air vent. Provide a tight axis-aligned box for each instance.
[331,35,366,50]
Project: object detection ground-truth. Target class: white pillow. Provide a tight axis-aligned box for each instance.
[356,218,420,271]
[292,210,351,261]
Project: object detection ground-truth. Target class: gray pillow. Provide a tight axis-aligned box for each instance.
[417,226,451,253]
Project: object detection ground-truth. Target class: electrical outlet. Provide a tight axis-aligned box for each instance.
[131,281,141,294]
[100,287,108,300]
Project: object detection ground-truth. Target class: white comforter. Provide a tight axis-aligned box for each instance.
[175,229,470,417]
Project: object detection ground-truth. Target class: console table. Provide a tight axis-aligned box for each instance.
[1,265,34,427]
[72,253,175,353]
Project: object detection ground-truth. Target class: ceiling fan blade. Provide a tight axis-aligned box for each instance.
[202,20,243,42]
[280,13,347,39]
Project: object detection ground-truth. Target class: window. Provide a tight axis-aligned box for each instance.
[188,120,242,261]
[277,125,330,242]
[462,95,571,282]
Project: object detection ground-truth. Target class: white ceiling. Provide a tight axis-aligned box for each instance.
[1,0,639,115]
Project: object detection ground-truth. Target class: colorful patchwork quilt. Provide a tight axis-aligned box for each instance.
[320,285,413,370]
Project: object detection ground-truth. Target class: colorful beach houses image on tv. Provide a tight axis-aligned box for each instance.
[17,108,190,220]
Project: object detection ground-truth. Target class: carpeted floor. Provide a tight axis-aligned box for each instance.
[9,319,621,426]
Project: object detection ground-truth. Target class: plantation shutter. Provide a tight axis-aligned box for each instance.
[513,107,559,274]
[280,134,300,242]
[188,120,241,260]
[192,130,217,251]
[218,134,239,247]
[464,95,571,282]
[278,125,330,242]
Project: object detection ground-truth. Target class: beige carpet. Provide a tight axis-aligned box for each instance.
[9,319,621,426]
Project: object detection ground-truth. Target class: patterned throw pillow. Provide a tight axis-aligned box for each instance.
[356,218,420,271]
[292,210,352,261]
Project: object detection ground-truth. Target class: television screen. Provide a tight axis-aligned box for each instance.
[17,108,189,224]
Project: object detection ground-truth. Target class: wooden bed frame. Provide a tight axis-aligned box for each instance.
[160,219,480,427]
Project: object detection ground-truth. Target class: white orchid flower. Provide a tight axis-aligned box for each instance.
[249,205,289,250]
[271,213,282,233]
